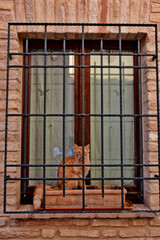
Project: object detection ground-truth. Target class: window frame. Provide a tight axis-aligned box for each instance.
[21,39,141,204]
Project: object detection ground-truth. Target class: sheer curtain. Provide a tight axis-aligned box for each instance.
[29,52,75,186]
[90,51,135,186]
[28,49,135,187]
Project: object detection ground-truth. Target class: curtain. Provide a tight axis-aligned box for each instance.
[29,52,75,186]
[90,51,135,186]
[29,50,135,187]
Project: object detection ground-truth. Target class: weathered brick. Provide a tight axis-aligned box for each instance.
[73,219,89,226]
[0,1,13,10]
[35,0,45,23]
[92,219,109,226]
[149,142,158,152]
[102,229,117,237]
[0,229,40,239]
[92,218,130,227]
[8,122,19,131]
[150,13,160,22]
[132,219,148,226]
[0,10,13,22]
[109,0,120,23]
[119,228,147,237]
[149,228,160,237]
[14,0,26,22]
[77,0,86,23]
[0,217,7,227]
[151,3,160,12]
[150,216,160,226]
[25,0,35,22]
[59,229,99,238]
[45,0,55,23]
[0,123,5,131]
[88,0,99,23]
[120,0,130,23]
[130,0,140,23]
[140,0,150,23]
[42,229,56,239]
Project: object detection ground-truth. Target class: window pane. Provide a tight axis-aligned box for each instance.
[29,51,75,186]
[90,51,134,186]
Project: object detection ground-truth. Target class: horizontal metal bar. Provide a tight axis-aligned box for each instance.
[9,52,156,57]
[4,209,159,214]
[6,163,160,167]
[7,113,158,117]
[9,22,157,27]
[9,64,156,69]
[6,177,159,181]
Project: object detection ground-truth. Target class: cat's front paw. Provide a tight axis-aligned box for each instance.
[33,196,42,210]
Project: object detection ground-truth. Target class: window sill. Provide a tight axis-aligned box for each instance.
[7,204,157,219]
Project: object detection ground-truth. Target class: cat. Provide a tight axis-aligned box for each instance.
[33,144,90,210]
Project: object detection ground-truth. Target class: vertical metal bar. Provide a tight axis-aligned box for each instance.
[155,25,160,204]
[82,25,85,211]
[100,38,104,197]
[119,26,124,210]
[137,38,143,197]
[63,37,66,197]
[23,37,29,198]
[43,25,47,211]
[4,23,10,213]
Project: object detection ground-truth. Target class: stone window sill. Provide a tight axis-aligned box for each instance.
[7,204,157,219]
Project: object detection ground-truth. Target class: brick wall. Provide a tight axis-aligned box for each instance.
[1,0,160,239]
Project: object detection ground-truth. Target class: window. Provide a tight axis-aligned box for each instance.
[21,39,141,204]
[4,23,160,214]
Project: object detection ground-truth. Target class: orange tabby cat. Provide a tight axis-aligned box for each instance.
[33,144,90,210]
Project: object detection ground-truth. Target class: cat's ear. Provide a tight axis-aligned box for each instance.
[74,144,78,150]
[85,144,90,151]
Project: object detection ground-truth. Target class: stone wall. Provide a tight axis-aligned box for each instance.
[0,0,160,239]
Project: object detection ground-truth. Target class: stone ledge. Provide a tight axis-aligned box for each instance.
[3,204,157,219]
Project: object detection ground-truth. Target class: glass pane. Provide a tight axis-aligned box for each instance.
[29,50,75,186]
[90,50,134,186]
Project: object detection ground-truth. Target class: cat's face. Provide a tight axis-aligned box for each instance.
[74,144,90,161]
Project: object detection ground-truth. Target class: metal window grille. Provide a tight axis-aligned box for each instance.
[4,23,160,214]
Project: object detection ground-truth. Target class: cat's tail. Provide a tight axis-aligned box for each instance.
[33,184,59,210]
